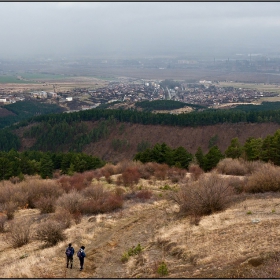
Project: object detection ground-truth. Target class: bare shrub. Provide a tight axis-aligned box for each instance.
[0,214,7,232]
[8,219,31,248]
[115,160,141,174]
[2,201,18,220]
[154,164,169,180]
[80,185,123,214]
[244,160,267,174]
[83,170,95,182]
[0,182,28,208]
[81,184,106,200]
[188,164,204,181]
[101,163,116,176]
[52,208,72,229]
[69,173,92,191]
[21,178,63,208]
[135,189,153,200]
[57,173,92,193]
[244,163,280,193]
[9,176,23,184]
[57,175,72,193]
[55,190,83,214]
[34,196,56,214]
[80,191,123,215]
[52,170,61,179]
[121,167,141,187]
[216,158,248,176]
[167,166,186,183]
[224,176,247,194]
[171,173,234,217]
[35,220,66,246]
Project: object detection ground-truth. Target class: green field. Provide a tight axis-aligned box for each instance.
[20,73,69,80]
[219,81,280,94]
[0,76,35,84]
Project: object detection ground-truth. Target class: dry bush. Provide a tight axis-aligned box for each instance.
[57,173,92,193]
[244,163,280,193]
[81,184,106,200]
[0,182,28,208]
[188,164,204,181]
[244,160,267,174]
[9,176,23,184]
[20,178,63,208]
[137,164,152,180]
[52,208,72,229]
[8,219,31,248]
[52,170,61,179]
[135,189,153,200]
[91,169,103,181]
[56,175,71,192]
[154,164,169,180]
[167,166,186,183]
[83,170,96,182]
[216,158,248,176]
[100,163,116,176]
[35,220,66,246]
[0,214,7,232]
[121,167,141,187]
[171,173,234,217]
[1,201,19,220]
[224,176,247,194]
[34,196,57,214]
[115,160,142,174]
[55,190,83,214]
[138,162,160,179]
[80,185,123,214]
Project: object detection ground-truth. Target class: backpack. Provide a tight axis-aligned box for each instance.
[66,247,72,257]
[77,250,82,258]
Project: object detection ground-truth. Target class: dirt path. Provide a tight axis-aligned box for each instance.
[50,199,189,278]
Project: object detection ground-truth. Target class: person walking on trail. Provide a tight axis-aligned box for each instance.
[77,246,86,271]
[65,243,75,269]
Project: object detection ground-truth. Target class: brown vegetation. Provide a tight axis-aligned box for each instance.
[2,159,280,278]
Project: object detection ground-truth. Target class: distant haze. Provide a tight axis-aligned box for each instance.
[1,2,280,60]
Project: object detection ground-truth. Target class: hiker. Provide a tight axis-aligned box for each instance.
[77,245,86,270]
[65,243,75,269]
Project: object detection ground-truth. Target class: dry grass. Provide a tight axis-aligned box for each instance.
[2,161,280,278]
[245,163,280,193]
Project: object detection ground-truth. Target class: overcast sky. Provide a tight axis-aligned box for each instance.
[1,2,280,59]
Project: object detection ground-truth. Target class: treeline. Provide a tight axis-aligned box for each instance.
[0,100,63,129]
[13,106,280,132]
[0,149,105,180]
[134,143,223,171]
[134,129,280,172]
[135,100,204,111]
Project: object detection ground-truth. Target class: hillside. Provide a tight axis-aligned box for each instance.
[16,121,280,163]
[1,164,280,278]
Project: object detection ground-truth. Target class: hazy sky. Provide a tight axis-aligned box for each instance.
[1,2,280,59]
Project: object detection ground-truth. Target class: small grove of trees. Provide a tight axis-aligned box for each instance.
[134,143,193,169]
[134,129,280,172]
[0,150,105,181]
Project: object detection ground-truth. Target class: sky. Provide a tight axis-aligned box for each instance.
[1,2,280,60]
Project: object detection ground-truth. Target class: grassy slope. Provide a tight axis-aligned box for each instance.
[1,174,280,278]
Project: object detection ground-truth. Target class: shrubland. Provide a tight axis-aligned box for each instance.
[1,158,280,277]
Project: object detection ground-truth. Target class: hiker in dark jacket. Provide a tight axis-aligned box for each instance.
[77,246,86,270]
[65,243,75,269]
